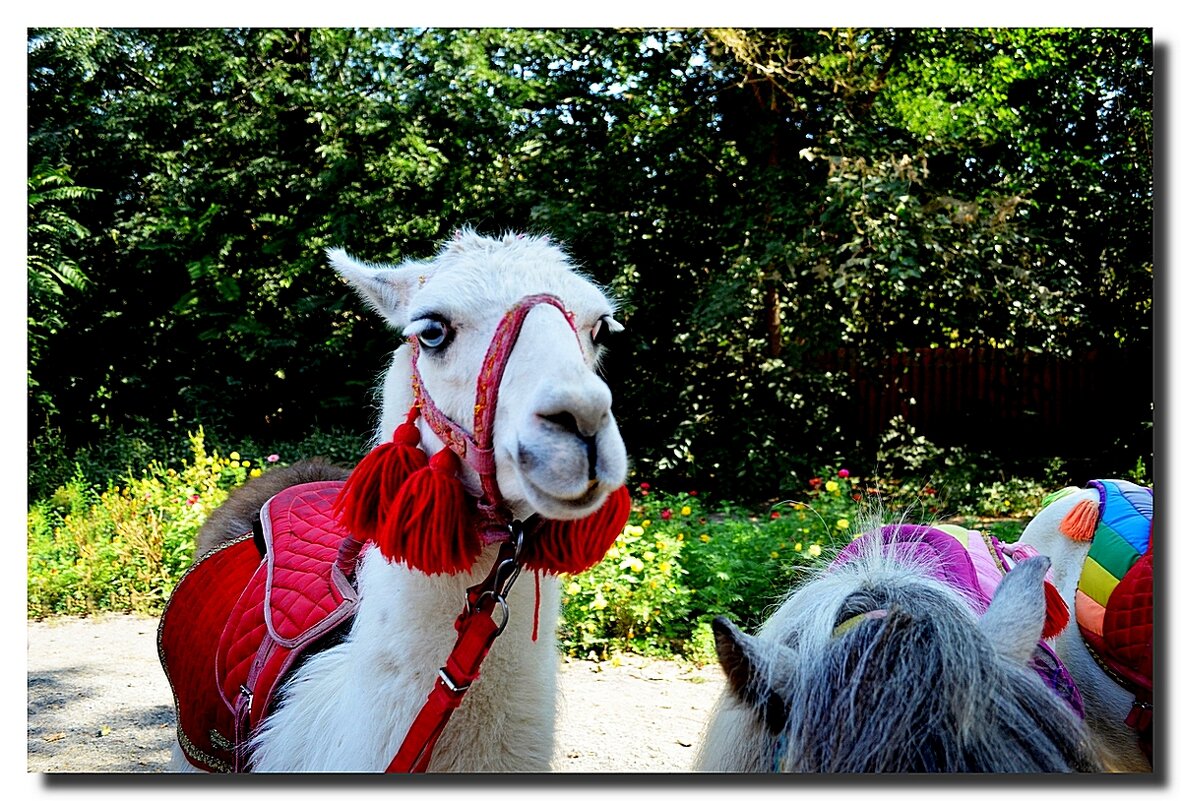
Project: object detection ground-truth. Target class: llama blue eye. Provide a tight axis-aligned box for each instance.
[413,317,452,350]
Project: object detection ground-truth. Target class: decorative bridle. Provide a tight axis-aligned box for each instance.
[409,293,576,542]
[332,290,630,772]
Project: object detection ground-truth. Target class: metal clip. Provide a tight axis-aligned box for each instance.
[438,667,471,695]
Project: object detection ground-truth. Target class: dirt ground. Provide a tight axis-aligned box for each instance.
[26,613,726,774]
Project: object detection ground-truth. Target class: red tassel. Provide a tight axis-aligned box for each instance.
[522,486,632,575]
[334,419,428,542]
[380,448,479,575]
[1042,580,1070,640]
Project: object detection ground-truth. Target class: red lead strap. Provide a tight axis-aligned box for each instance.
[386,527,525,772]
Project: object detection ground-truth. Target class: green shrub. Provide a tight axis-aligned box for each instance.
[26,430,273,618]
[560,472,870,662]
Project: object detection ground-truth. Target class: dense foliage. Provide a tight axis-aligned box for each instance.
[28,28,1153,502]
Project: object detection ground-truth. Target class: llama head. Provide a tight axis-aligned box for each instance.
[705,544,1095,772]
[328,230,628,522]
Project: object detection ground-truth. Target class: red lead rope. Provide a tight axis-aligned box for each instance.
[386,527,524,772]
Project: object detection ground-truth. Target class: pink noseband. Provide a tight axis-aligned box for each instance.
[409,294,583,541]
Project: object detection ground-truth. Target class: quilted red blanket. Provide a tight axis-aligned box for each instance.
[158,481,360,772]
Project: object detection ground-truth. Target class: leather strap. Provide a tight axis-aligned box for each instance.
[386,530,524,772]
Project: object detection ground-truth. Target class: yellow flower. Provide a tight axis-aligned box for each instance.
[808,543,823,557]
[566,581,582,595]
[658,561,672,575]
[825,480,838,492]
[676,533,684,542]
[621,556,644,573]
[641,519,651,528]
[249,468,262,478]
[624,524,645,537]
[590,595,608,611]
[242,460,251,467]
[680,506,692,516]
[642,551,656,562]
[700,533,711,543]
[794,542,803,552]
[230,460,240,468]
[792,502,805,510]
[770,551,779,559]
[837,518,850,530]
[230,452,240,461]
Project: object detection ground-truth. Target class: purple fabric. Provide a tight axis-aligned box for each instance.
[834,525,990,612]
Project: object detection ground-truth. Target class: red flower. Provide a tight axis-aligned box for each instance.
[660,508,672,520]
[809,477,822,488]
[852,493,862,501]
[187,494,200,506]
[639,482,650,490]
[837,468,850,478]
[689,490,698,496]
[770,511,781,520]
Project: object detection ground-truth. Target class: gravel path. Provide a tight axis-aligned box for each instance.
[26,613,726,774]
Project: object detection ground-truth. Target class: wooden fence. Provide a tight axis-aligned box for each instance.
[812,346,1154,467]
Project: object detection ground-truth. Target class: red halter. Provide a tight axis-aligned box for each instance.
[409,293,580,541]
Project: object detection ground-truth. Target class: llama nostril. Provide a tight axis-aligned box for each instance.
[539,411,598,480]
[540,411,582,436]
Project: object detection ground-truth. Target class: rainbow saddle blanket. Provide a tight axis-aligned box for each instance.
[1072,479,1153,751]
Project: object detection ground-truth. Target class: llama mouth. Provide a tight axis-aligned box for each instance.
[520,474,608,519]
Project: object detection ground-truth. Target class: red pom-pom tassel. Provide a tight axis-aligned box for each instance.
[1042,580,1070,640]
[522,485,632,575]
[380,448,479,575]
[334,419,428,542]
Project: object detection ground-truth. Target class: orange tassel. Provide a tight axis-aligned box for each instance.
[1059,499,1099,542]
[1042,580,1070,639]
[380,448,479,575]
[334,420,428,542]
[522,486,632,575]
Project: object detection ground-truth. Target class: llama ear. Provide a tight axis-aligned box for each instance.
[713,617,793,732]
[327,248,431,330]
[980,554,1050,663]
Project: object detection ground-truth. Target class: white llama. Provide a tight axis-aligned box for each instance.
[1016,481,1153,772]
[169,230,628,772]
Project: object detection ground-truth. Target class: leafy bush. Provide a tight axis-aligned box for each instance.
[560,472,872,663]
[27,430,276,617]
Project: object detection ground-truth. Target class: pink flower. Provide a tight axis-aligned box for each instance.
[187,494,200,506]
[266,454,280,463]
[639,482,650,490]
[838,468,849,478]
[660,508,672,520]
